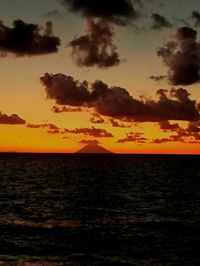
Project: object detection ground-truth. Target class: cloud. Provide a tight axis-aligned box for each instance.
[187,121,200,132]
[68,18,120,68]
[0,20,60,56]
[109,118,130,128]
[52,105,84,112]
[90,113,105,124]
[152,138,171,143]
[0,112,25,125]
[79,139,100,145]
[151,13,172,30]
[159,120,180,132]
[47,129,61,134]
[26,123,59,129]
[158,119,200,143]
[150,75,166,82]
[191,11,200,27]
[117,132,147,143]
[41,73,200,122]
[60,0,139,25]
[63,127,113,137]
[157,27,200,85]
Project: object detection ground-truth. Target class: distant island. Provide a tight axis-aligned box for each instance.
[76,144,113,154]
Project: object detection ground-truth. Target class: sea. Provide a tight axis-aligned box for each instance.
[0,153,200,266]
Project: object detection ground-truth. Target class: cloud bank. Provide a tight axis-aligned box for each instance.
[41,73,199,122]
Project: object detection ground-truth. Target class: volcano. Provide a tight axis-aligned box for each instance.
[76,144,113,154]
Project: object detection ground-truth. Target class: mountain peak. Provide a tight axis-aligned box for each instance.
[76,144,113,154]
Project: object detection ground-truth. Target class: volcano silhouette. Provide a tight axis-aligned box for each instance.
[76,144,112,154]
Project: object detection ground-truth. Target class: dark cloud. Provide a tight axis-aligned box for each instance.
[26,123,59,129]
[63,127,113,137]
[0,20,60,56]
[151,13,172,30]
[158,119,200,143]
[69,18,120,68]
[117,132,147,143]
[60,0,139,25]
[187,121,200,133]
[52,105,84,113]
[90,113,105,124]
[159,120,180,132]
[79,139,100,145]
[157,27,200,85]
[0,112,25,125]
[41,73,200,122]
[150,75,166,82]
[191,11,200,27]
[109,118,131,128]
[152,138,171,144]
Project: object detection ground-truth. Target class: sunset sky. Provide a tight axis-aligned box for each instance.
[0,0,200,154]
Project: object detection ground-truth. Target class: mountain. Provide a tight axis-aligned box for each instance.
[76,144,113,154]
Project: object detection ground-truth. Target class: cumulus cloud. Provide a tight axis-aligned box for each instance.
[157,27,200,85]
[60,0,139,25]
[0,20,60,56]
[60,0,140,67]
[69,18,120,68]
[41,73,200,122]
[151,13,172,30]
[117,132,147,143]
[0,112,25,125]
[63,127,113,137]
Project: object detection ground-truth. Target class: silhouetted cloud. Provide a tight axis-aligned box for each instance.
[0,20,60,56]
[157,119,200,143]
[158,27,200,85]
[69,18,120,68]
[90,113,105,124]
[109,118,130,128]
[187,121,200,132]
[150,75,166,82]
[79,139,100,145]
[52,105,84,112]
[0,112,25,124]
[152,138,171,143]
[191,11,200,27]
[117,132,147,143]
[63,127,113,137]
[26,123,59,129]
[60,0,139,25]
[159,120,180,132]
[151,13,172,30]
[41,73,200,122]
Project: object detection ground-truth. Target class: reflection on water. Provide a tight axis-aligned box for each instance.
[0,153,200,266]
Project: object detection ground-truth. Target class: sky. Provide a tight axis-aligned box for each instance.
[0,0,200,154]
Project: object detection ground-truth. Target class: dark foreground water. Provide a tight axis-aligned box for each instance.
[0,153,200,266]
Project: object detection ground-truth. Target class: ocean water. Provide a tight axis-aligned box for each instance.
[0,153,200,266]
